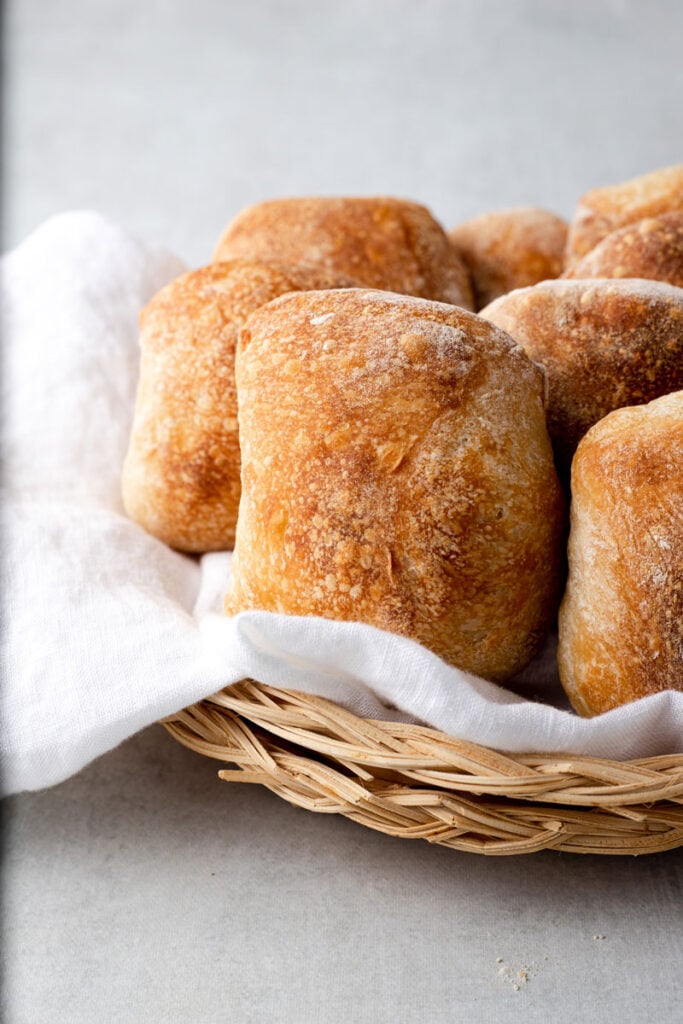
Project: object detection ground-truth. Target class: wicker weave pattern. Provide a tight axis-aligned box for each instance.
[163,681,683,856]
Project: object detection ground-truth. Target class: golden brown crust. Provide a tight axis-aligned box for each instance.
[558,391,683,715]
[448,207,568,310]
[481,278,683,479]
[565,165,683,266]
[563,212,683,288]
[225,288,565,682]
[213,196,474,310]
[122,259,357,552]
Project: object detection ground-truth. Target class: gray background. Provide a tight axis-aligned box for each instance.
[6,0,683,266]
[4,1,683,1021]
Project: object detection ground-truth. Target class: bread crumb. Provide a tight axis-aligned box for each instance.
[496,960,534,992]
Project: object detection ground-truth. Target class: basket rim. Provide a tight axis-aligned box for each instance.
[163,680,683,856]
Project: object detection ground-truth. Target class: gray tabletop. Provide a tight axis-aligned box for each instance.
[4,2,683,1022]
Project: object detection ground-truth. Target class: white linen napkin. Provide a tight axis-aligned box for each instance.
[2,211,682,795]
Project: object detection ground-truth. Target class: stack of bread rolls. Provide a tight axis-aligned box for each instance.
[123,169,683,718]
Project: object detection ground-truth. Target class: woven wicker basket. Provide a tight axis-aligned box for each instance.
[163,679,683,856]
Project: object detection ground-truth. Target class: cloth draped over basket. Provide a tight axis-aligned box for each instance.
[2,212,682,797]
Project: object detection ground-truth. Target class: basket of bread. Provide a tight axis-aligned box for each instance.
[122,168,683,856]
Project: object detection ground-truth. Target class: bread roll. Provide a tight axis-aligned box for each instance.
[481,278,683,479]
[449,207,568,309]
[563,212,683,289]
[213,196,474,310]
[226,288,566,682]
[565,165,683,266]
[558,391,683,716]
[122,259,356,552]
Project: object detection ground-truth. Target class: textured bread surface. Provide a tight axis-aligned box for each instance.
[213,196,474,310]
[482,277,683,479]
[225,288,566,682]
[122,259,357,552]
[565,165,683,265]
[558,391,683,716]
[563,212,683,289]
[449,207,568,309]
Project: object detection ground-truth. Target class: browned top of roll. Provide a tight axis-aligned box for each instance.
[565,164,683,266]
[449,206,568,309]
[213,196,474,310]
[563,212,683,289]
[481,277,683,477]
